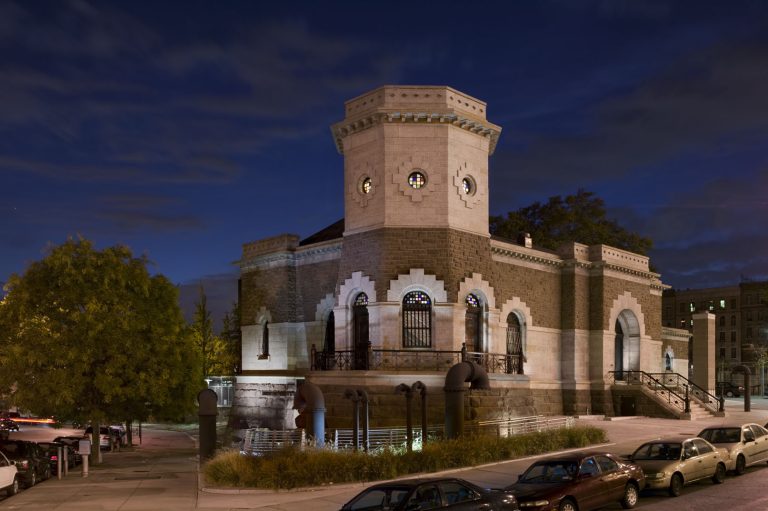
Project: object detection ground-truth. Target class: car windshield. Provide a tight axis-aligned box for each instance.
[519,461,578,483]
[347,486,410,511]
[698,428,741,443]
[632,442,681,460]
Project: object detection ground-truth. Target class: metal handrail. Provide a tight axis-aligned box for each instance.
[608,370,689,414]
[642,372,722,413]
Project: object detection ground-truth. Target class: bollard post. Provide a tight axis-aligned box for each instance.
[79,438,91,478]
[198,389,219,460]
[56,445,63,480]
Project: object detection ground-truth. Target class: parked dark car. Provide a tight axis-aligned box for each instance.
[716,382,743,398]
[52,436,83,465]
[0,440,50,488]
[506,452,645,511]
[37,442,77,474]
[0,419,19,432]
[340,477,519,510]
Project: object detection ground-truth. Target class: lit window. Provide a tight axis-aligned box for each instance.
[465,293,480,308]
[719,299,726,309]
[361,177,372,194]
[461,177,475,195]
[403,291,432,348]
[408,171,426,189]
[689,302,696,312]
[354,293,369,306]
[708,301,714,311]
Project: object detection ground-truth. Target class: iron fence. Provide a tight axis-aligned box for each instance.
[241,415,575,455]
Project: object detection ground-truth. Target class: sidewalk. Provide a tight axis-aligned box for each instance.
[3,400,767,510]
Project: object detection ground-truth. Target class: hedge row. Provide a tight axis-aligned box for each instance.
[204,426,607,489]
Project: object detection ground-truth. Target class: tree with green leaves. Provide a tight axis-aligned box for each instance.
[191,288,239,377]
[0,237,203,460]
[490,189,653,255]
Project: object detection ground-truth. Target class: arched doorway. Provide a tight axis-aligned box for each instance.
[353,293,369,369]
[614,309,640,380]
[465,294,482,352]
[506,312,525,374]
[321,311,335,369]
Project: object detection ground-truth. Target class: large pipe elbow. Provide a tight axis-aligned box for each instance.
[294,381,325,412]
[444,361,490,392]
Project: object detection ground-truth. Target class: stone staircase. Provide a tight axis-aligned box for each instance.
[610,370,725,421]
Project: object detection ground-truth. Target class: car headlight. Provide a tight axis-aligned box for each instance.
[519,500,549,507]
[646,472,667,480]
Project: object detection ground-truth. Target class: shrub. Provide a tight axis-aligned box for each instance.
[204,426,607,489]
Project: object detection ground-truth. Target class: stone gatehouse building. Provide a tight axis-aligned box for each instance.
[234,85,685,430]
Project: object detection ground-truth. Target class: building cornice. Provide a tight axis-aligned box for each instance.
[240,240,342,272]
[331,111,502,156]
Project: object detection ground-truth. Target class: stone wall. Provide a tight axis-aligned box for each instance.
[241,265,297,325]
[232,378,298,430]
[297,259,340,322]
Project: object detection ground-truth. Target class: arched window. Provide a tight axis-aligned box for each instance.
[465,294,482,352]
[260,321,269,358]
[403,291,431,348]
[320,311,335,370]
[506,313,524,374]
[353,293,369,369]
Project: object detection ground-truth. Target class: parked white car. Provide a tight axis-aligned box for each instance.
[0,451,19,496]
[698,423,768,474]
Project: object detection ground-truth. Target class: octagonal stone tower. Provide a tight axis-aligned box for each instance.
[331,86,502,238]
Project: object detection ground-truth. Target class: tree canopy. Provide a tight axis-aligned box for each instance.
[0,237,203,426]
[191,287,239,377]
[490,189,652,255]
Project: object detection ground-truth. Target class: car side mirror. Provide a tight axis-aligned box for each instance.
[517,474,523,481]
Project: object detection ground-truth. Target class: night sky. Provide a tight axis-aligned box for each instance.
[2,1,768,319]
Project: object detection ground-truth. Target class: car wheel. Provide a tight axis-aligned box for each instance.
[6,477,19,496]
[27,470,36,488]
[559,498,578,511]
[726,391,734,397]
[669,473,684,497]
[735,454,746,475]
[712,463,726,484]
[620,482,639,509]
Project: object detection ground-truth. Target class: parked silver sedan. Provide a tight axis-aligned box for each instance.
[629,436,727,497]
[698,423,768,475]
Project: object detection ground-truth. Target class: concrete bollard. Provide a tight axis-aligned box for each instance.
[198,389,218,460]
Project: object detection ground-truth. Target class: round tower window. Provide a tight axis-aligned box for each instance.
[408,171,426,189]
[461,177,475,195]
[361,177,373,194]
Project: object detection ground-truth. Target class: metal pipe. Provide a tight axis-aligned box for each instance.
[412,381,428,447]
[444,361,491,439]
[343,388,361,451]
[395,383,414,452]
[358,390,369,452]
[294,381,326,447]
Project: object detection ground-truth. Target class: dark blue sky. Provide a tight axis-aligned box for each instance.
[2,0,768,312]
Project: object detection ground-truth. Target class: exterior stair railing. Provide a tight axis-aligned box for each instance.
[608,370,724,415]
